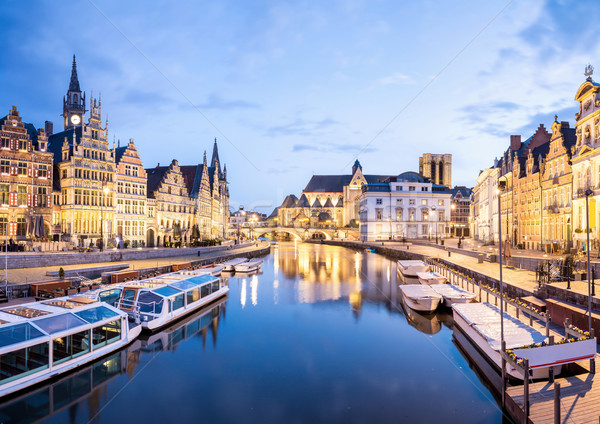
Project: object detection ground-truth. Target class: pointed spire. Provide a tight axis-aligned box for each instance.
[211,138,221,167]
[203,150,207,166]
[69,55,80,92]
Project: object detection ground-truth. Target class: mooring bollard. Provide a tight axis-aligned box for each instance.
[524,358,530,422]
[554,382,560,424]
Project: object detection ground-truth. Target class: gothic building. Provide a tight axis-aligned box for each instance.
[145,141,229,246]
[48,56,115,247]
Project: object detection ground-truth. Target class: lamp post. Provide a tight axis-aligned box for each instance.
[498,178,507,344]
[100,180,109,252]
[451,202,456,237]
[585,189,593,332]
[431,206,438,244]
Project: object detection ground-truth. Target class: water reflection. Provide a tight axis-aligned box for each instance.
[0,299,226,424]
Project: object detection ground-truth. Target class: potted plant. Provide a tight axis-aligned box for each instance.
[66,286,78,295]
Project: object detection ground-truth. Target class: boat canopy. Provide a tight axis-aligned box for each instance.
[153,286,182,297]
[34,314,88,334]
[0,323,45,348]
[74,306,120,324]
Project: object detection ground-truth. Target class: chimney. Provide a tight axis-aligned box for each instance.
[510,135,521,151]
[560,121,570,128]
[44,121,53,136]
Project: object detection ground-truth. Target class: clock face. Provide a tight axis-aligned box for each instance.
[71,115,81,125]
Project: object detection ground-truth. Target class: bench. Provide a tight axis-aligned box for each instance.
[520,296,546,313]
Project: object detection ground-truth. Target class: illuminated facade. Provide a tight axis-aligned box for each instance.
[359,172,452,241]
[48,57,115,247]
[277,160,392,230]
[0,107,53,241]
[114,139,147,248]
[419,153,452,188]
[145,143,229,246]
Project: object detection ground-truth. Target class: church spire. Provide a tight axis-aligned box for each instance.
[203,150,207,166]
[211,137,222,176]
[69,55,81,92]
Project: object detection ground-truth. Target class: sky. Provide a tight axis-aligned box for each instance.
[1,0,599,214]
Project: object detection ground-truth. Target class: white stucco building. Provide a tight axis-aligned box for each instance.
[358,172,452,241]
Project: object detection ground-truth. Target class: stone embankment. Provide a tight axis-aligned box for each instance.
[1,241,252,269]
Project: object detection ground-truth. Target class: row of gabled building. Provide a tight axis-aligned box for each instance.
[471,68,600,253]
[0,56,229,249]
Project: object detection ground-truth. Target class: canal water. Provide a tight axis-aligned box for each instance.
[1,243,508,423]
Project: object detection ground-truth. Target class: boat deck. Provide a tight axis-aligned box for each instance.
[506,361,600,423]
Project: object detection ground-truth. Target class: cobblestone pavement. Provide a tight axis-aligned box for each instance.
[5,242,268,285]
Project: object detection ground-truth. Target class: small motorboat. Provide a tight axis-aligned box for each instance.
[397,260,430,278]
[416,271,447,285]
[430,284,476,306]
[399,284,442,313]
[198,263,225,276]
[222,258,248,272]
[234,258,263,273]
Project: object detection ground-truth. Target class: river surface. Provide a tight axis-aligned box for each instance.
[1,242,509,423]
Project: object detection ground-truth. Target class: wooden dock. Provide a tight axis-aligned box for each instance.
[506,369,600,423]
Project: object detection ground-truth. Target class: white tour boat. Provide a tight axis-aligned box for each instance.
[399,284,443,313]
[222,258,248,272]
[452,303,597,380]
[0,297,142,397]
[416,271,447,285]
[397,260,430,278]
[430,284,476,306]
[116,270,229,331]
[234,258,263,273]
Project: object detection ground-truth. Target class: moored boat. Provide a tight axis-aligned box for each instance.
[222,258,248,272]
[430,284,476,306]
[0,297,142,397]
[116,271,229,331]
[197,263,225,276]
[452,302,597,380]
[416,271,447,285]
[397,260,430,278]
[234,258,263,273]
[399,284,442,313]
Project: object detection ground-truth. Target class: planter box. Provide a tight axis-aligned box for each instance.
[65,288,78,295]
[512,338,597,370]
[78,286,89,293]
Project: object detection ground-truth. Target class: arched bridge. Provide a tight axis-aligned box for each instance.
[238,226,335,240]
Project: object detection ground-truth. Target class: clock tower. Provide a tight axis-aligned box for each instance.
[62,55,86,130]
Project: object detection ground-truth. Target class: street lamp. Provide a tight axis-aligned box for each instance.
[498,178,507,344]
[431,206,438,244]
[585,188,593,333]
[451,202,456,237]
[100,180,109,252]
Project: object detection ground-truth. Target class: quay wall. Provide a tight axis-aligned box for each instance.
[1,241,252,270]
[101,244,272,283]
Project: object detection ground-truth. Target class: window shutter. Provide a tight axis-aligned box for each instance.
[34,168,38,178]
[27,194,31,207]
[47,196,51,208]
[34,194,38,207]
[28,167,32,177]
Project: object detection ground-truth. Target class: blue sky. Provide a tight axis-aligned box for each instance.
[1,0,598,213]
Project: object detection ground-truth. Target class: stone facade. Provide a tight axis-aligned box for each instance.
[0,107,53,242]
[419,153,452,188]
[114,139,147,248]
